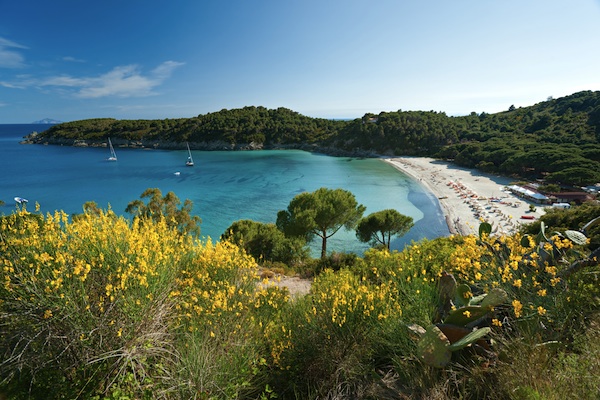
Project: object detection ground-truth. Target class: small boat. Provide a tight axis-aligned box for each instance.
[185,142,194,166]
[14,197,28,204]
[107,137,117,161]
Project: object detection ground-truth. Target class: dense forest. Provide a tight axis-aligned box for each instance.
[29,91,600,186]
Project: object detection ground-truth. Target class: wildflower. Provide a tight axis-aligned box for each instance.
[492,318,502,327]
[537,289,547,297]
[512,299,523,318]
[512,279,522,288]
[43,309,52,319]
[117,328,123,337]
[537,306,547,316]
[463,310,471,318]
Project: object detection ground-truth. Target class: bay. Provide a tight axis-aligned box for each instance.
[0,124,449,255]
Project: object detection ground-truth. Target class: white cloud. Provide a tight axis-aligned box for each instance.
[0,81,24,89]
[152,61,185,79]
[35,61,185,98]
[62,56,86,63]
[42,75,88,87]
[0,37,28,68]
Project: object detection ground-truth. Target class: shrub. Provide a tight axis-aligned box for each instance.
[0,208,283,399]
[265,268,403,397]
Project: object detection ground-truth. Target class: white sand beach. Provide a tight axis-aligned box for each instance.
[383,157,545,236]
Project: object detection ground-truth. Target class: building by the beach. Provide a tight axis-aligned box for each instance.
[506,185,551,204]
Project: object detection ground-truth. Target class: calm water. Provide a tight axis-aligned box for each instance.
[0,124,449,254]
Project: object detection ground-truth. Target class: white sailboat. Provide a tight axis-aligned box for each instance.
[14,197,28,204]
[185,142,194,166]
[107,137,117,161]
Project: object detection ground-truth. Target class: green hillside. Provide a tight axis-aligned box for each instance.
[31,91,600,185]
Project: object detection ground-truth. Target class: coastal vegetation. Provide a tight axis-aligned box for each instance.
[355,209,414,250]
[4,90,600,398]
[124,188,202,238]
[1,191,599,399]
[276,188,366,259]
[27,90,600,186]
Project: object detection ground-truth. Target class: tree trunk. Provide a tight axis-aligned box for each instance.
[321,233,327,259]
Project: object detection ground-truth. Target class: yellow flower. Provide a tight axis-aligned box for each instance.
[43,309,53,319]
[512,299,523,318]
[537,306,546,316]
[463,310,471,318]
[537,289,547,297]
[492,318,502,327]
[512,279,522,288]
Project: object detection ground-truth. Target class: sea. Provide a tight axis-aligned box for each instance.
[0,124,449,255]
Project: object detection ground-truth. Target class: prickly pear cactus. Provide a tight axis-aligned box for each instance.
[479,221,492,238]
[443,305,488,326]
[447,327,491,352]
[444,287,508,326]
[416,324,492,368]
[564,230,587,246]
[480,287,509,308]
[417,325,451,368]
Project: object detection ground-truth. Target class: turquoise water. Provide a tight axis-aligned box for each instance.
[0,124,449,254]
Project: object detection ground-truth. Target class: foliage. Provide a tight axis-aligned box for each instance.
[412,272,508,368]
[311,251,359,272]
[276,187,366,259]
[2,204,599,399]
[0,207,284,399]
[493,315,600,400]
[521,202,600,250]
[33,91,600,187]
[0,208,189,398]
[221,219,308,265]
[125,188,201,238]
[356,208,414,250]
[327,110,460,156]
[265,268,404,397]
[36,106,344,146]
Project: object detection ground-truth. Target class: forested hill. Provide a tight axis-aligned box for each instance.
[29,107,345,149]
[28,91,600,185]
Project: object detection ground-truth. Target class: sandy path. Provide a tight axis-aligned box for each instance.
[382,157,545,236]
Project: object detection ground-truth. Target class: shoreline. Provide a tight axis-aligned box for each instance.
[382,157,545,236]
[14,130,546,238]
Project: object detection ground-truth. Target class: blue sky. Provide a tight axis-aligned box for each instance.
[1,0,599,123]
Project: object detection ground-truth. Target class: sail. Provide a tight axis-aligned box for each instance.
[186,142,194,166]
[108,138,117,161]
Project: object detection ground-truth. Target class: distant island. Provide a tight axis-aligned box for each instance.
[31,118,62,124]
[23,91,600,187]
